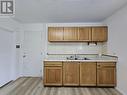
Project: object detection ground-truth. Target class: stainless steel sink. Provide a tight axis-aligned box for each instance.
[77,57,90,60]
[66,56,90,60]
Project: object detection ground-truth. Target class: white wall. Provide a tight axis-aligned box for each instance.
[0,29,17,86]
[104,5,127,95]
[0,29,13,86]
[0,18,19,32]
[0,18,20,86]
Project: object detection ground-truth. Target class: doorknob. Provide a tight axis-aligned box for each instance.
[23,55,26,58]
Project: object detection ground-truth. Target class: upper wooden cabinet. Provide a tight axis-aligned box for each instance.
[64,27,78,41]
[48,26,108,42]
[48,27,64,41]
[92,27,108,42]
[78,27,91,41]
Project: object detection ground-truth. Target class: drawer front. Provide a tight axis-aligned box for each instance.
[97,62,116,68]
[44,61,62,67]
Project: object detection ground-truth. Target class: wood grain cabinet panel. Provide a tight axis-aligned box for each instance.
[44,61,62,86]
[78,27,91,41]
[80,62,96,86]
[64,27,78,41]
[97,62,116,87]
[63,62,79,86]
[48,27,64,41]
[44,61,116,87]
[92,27,108,42]
[48,26,108,42]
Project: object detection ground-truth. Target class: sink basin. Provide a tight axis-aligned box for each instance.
[66,57,90,60]
[78,57,90,60]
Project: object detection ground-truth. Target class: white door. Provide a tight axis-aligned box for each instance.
[23,31,43,77]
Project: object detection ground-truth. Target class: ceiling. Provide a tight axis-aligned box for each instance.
[13,0,127,23]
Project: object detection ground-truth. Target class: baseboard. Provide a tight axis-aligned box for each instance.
[20,76,42,78]
[0,80,13,88]
[116,87,126,95]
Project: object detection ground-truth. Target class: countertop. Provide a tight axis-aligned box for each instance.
[44,54,118,62]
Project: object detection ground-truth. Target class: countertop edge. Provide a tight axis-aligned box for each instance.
[44,60,117,62]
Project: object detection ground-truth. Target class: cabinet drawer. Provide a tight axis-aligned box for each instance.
[44,61,62,67]
[97,62,116,68]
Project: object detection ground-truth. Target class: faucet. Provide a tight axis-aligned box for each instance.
[74,54,77,58]
[74,54,78,60]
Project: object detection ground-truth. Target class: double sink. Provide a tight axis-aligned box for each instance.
[66,55,90,60]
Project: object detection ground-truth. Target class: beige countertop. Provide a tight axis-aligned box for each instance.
[44,54,118,62]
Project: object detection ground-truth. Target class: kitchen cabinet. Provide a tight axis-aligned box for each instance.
[48,27,64,41]
[78,27,91,41]
[92,27,108,42]
[43,61,116,87]
[97,62,116,86]
[48,26,108,42]
[80,62,96,86]
[44,61,62,86]
[63,62,79,86]
[64,27,78,41]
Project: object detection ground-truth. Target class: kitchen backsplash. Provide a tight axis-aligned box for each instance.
[47,42,107,54]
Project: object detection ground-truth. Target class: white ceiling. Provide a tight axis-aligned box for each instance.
[13,0,127,23]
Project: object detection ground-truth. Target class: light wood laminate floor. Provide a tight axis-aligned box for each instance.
[0,77,122,95]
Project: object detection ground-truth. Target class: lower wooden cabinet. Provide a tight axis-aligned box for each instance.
[97,62,116,87]
[43,61,116,87]
[44,61,62,86]
[80,62,96,86]
[63,62,79,86]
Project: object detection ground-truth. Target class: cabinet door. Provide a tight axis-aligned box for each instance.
[64,27,78,41]
[48,27,63,41]
[78,27,91,41]
[92,27,108,42]
[97,63,116,86]
[80,62,96,86]
[44,66,62,86]
[63,62,79,86]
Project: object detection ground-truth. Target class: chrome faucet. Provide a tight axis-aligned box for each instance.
[74,54,77,58]
[66,54,79,60]
[74,54,78,60]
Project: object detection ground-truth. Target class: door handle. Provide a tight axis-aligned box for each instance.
[23,55,26,58]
